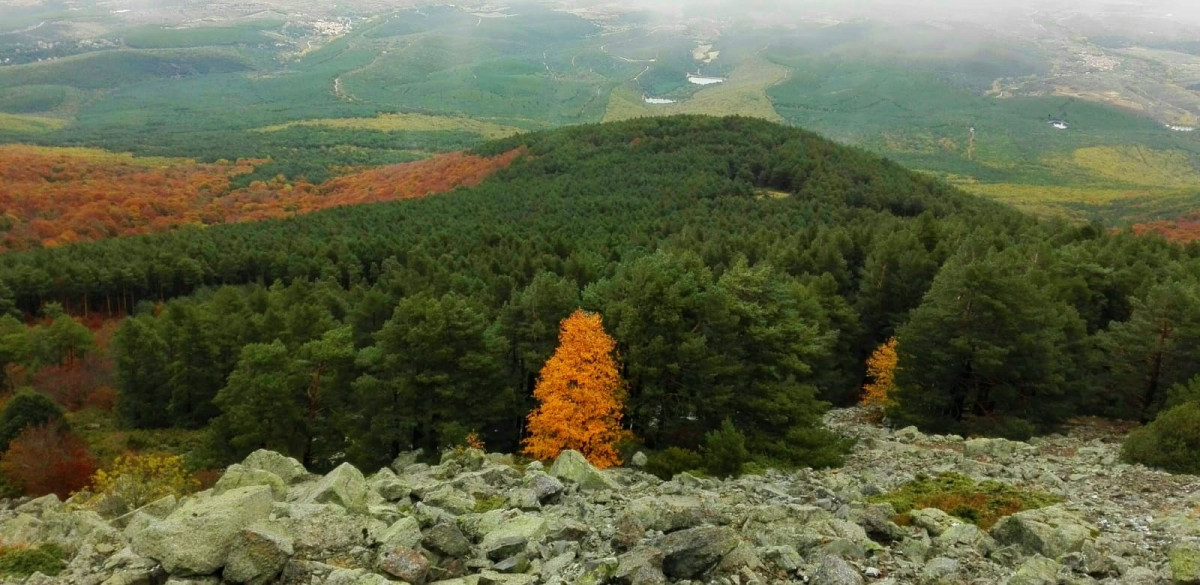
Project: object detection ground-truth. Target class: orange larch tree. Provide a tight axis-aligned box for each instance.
[861,337,899,408]
[524,309,625,468]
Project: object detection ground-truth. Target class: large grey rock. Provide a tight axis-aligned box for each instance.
[759,546,803,574]
[1004,555,1064,585]
[368,469,412,502]
[425,522,472,558]
[274,503,387,557]
[480,514,548,558]
[990,506,1095,560]
[658,526,740,580]
[114,495,177,531]
[131,486,275,575]
[616,547,666,584]
[0,513,41,545]
[300,463,371,514]
[223,525,294,585]
[380,516,423,549]
[624,496,712,533]
[935,523,998,555]
[920,557,961,584]
[422,484,477,515]
[857,503,907,542]
[630,452,649,468]
[16,494,63,516]
[549,450,619,491]
[909,508,959,537]
[811,555,863,585]
[241,450,307,485]
[524,472,564,505]
[213,464,287,501]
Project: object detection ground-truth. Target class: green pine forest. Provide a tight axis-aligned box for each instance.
[3,116,1200,474]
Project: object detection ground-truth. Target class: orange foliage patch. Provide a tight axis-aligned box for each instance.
[213,148,525,223]
[1131,215,1200,243]
[0,146,524,251]
[861,337,898,408]
[524,309,625,469]
[0,146,258,251]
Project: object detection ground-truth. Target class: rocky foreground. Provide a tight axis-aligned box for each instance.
[3,409,1200,585]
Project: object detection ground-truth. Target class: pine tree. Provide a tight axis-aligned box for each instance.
[524,309,625,468]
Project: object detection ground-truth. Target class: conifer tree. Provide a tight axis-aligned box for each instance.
[862,337,898,408]
[524,309,625,468]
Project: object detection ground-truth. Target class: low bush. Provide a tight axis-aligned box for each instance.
[0,544,65,578]
[84,453,199,517]
[962,416,1038,441]
[1122,401,1200,474]
[643,447,703,480]
[870,472,1061,529]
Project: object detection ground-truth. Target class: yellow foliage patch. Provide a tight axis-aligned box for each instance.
[861,337,898,408]
[255,113,523,140]
[0,113,68,134]
[1067,146,1200,189]
[85,453,199,515]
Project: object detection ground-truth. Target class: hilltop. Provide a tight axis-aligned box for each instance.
[0,118,1195,585]
[2,409,1198,584]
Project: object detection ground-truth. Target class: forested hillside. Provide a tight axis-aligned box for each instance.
[0,116,1198,483]
[0,145,522,251]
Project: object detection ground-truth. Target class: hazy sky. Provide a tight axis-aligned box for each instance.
[636,0,1200,24]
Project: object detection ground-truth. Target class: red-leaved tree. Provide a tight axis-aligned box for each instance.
[0,424,97,498]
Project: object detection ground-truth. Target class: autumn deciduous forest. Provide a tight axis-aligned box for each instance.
[0,116,1198,496]
[0,145,521,251]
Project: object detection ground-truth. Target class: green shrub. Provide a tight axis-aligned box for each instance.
[702,420,749,478]
[869,472,1061,530]
[643,447,703,480]
[1165,376,1200,410]
[0,544,66,578]
[770,426,853,470]
[0,390,65,452]
[1122,402,1200,474]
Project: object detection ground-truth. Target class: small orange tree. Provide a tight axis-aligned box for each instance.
[862,337,898,408]
[524,309,625,468]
